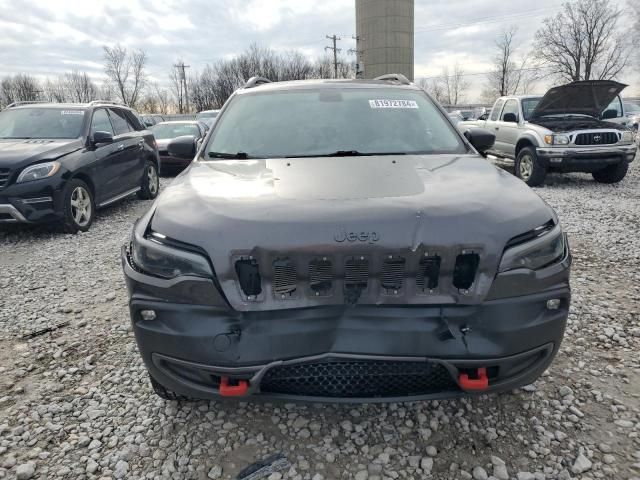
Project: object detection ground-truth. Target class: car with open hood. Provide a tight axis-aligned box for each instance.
[460,80,637,186]
[122,74,571,403]
[0,101,159,232]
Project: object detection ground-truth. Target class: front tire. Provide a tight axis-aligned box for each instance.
[515,147,546,187]
[137,160,159,200]
[63,179,94,233]
[592,162,628,184]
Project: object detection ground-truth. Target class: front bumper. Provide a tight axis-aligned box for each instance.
[122,245,571,403]
[0,176,66,224]
[536,144,636,172]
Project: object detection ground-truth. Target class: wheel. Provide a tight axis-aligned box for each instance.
[63,179,94,233]
[515,147,546,187]
[137,160,159,200]
[592,162,628,183]
[149,374,192,401]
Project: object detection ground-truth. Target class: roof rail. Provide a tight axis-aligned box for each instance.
[373,74,412,86]
[244,76,272,89]
[5,100,48,109]
[88,100,124,106]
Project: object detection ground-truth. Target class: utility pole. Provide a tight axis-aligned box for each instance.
[325,35,341,78]
[174,62,190,113]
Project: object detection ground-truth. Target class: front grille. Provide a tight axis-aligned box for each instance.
[381,257,406,293]
[416,255,441,291]
[0,168,10,189]
[574,132,618,145]
[273,258,297,297]
[260,359,458,398]
[345,257,369,289]
[309,258,333,295]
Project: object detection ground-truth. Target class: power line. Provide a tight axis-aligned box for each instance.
[325,35,341,78]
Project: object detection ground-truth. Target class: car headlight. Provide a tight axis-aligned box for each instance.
[499,225,566,272]
[620,131,634,143]
[131,231,213,279]
[17,161,61,183]
[543,135,570,145]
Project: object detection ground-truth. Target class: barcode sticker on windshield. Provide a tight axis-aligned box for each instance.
[61,110,84,115]
[369,99,418,109]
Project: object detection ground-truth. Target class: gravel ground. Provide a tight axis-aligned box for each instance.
[1,165,639,480]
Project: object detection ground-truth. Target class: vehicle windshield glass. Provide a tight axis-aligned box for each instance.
[624,102,640,113]
[521,98,541,121]
[206,88,467,158]
[197,111,218,119]
[151,123,200,139]
[0,107,86,139]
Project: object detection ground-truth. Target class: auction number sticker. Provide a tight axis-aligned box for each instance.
[369,99,418,109]
[61,110,85,115]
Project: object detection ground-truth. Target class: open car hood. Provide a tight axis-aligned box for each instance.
[530,80,627,119]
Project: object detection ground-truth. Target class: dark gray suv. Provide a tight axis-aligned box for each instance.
[122,75,571,403]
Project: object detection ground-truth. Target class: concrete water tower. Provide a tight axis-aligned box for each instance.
[355,0,414,81]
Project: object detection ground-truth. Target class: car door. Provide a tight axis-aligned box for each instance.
[483,99,504,155]
[106,108,144,195]
[88,108,123,205]
[494,99,520,157]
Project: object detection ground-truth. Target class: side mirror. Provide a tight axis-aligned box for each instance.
[478,113,488,121]
[167,135,197,159]
[464,128,495,154]
[92,131,114,145]
[502,112,518,123]
[602,109,617,120]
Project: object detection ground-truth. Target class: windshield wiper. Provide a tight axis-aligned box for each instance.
[285,150,408,158]
[208,151,254,159]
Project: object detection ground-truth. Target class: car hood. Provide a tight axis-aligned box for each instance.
[150,155,555,310]
[530,80,627,119]
[0,138,83,170]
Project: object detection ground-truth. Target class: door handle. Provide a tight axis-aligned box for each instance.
[117,144,125,151]
[495,127,499,130]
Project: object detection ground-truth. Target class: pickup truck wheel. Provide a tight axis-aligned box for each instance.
[515,147,546,187]
[149,374,192,401]
[592,162,628,184]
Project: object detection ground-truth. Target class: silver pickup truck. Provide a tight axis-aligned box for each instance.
[460,80,637,186]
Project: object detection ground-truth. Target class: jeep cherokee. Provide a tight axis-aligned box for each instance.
[123,75,571,403]
[0,101,159,232]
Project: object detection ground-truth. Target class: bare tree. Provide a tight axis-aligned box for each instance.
[534,0,630,81]
[43,77,69,103]
[440,64,469,106]
[415,77,447,104]
[0,74,41,107]
[103,44,147,107]
[65,71,98,103]
[169,62,186,113]
[629,0,640,68]
[153,83,170,114]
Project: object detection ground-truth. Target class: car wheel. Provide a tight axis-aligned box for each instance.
[63,179,94,233]
[149,374,192,401]
[592,162,628,184]
[515,147,546,187]
[137,160,159,200]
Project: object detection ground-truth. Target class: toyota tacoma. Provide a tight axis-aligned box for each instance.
[123,75,571,403]
[462,80,636,186]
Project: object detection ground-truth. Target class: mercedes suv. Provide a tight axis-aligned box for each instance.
[123,75,571,403]
[0,101,159,232]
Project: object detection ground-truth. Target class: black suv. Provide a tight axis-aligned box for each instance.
[0,101,159,232]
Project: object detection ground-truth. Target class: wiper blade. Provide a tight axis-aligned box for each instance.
[208,151,254,159]
[285,150,408,158]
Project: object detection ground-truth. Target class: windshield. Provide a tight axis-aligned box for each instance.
[206,88,466,158]
[0,107,86,139]
[521,97,541,121]
[196,111,218,119]
[151,123,200,139]
[624,102,640,114]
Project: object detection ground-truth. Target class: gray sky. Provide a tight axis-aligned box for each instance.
[0,0,637,101]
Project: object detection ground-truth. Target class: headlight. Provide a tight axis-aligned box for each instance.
[620,131,634,143]
[17,161,61,183]
[544,135,570,145]
[131,231,213,279]
[499,225,566,272]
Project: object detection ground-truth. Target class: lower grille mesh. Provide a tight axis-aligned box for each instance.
[260,360,458,398]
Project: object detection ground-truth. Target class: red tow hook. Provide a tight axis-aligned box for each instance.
[219,377,250,397]
[459,367,489,391]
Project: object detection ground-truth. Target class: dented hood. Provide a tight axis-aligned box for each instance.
[530,80,627,119]
[0,138,82,169]
[150,155,554,309]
